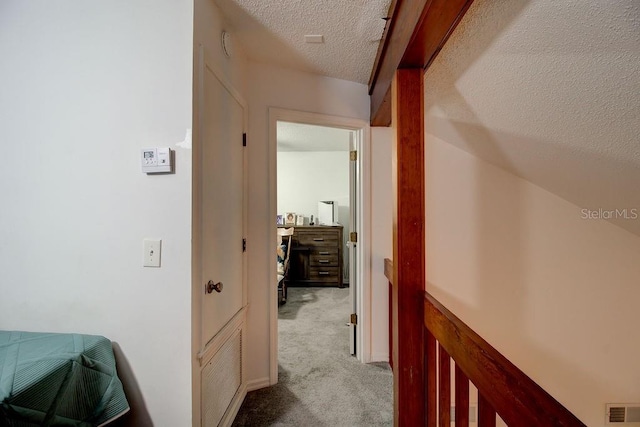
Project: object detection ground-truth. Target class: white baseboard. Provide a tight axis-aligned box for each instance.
[246,377,270,392]
[370,352,389,363]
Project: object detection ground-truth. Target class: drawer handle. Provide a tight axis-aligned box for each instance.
[319,251,330,255]
[313,238,324,241]
[318,271,330,275]
[319,260,330,264]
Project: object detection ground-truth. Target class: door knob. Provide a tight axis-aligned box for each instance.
[205,280,223,294]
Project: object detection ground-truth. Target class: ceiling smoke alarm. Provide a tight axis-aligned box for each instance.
[304,35,324,44]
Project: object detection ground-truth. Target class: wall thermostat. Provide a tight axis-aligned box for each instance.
[141,148,173,174]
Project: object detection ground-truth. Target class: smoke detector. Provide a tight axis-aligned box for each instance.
[304,35,324,44]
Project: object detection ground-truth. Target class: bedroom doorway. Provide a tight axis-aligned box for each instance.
[268,109,371,384]
[276,121,354,353]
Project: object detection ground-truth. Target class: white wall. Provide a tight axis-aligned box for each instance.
[425,140,640,426]
[277,150,350,279]
[245,62,370,384]
[421,0,640,237]
[0,2,193,425]
[370,127,393,362]
[423,0,640,423]
[277,151,350,225]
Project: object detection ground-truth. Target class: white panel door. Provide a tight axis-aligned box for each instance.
[200,54,245,347]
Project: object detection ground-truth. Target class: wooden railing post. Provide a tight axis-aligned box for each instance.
[455,365,470,427]
[425,329,437,426]
[438,345,451,426]
[391,68,425,426]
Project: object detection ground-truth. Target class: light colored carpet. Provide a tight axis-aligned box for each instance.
[232,287,393,426]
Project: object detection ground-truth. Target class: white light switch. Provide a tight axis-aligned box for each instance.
[143,239,161,267]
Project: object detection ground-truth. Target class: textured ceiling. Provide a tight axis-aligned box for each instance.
[424,0,640,236]
[214,0,391,83]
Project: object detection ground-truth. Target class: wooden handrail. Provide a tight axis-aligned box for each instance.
[385,257,585,426]
[424,291,586,426]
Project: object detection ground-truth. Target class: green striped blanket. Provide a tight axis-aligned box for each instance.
[0,331,129,426]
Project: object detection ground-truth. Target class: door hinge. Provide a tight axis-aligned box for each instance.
[242,133,247,147]
[242,238,246,252]
[349,231,358,243]
[350,313,357,325]
[350,150,357,161]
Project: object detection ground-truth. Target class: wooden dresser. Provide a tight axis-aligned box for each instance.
[280,225,343,288]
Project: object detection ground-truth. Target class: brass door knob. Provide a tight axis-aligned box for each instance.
[205,280,223,294]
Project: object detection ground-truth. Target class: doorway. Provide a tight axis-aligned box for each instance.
[268,108,372,385]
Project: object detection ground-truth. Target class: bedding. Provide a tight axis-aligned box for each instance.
[0,331,129,426]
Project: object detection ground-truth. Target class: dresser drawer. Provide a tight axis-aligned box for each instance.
[297,231,339,246]
[310,253,339,266]
[310,247,338,256]
[309,267,340,281]
[282,225,343,287]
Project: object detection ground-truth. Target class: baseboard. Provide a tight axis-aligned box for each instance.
[219,383,247,427]
[246,377,270,392]
[370,352,389,363]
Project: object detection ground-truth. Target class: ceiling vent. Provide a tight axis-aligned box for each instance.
[607,404,640,425]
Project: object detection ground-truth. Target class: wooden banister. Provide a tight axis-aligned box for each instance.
[384,258,585,426]
[424,291,586,426]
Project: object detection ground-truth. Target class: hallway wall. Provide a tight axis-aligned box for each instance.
[370,127,393,362]
[0,1,194,424]
[423,0,640,424]
[426,140,640,426]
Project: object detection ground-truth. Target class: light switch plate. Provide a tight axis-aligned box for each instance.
[143,239,161,267]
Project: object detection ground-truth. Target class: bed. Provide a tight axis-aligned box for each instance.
[0,331,129,426]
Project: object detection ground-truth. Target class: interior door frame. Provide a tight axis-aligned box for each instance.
[268,108,372,384]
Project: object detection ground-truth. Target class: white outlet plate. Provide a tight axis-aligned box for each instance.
[143,239,161,267]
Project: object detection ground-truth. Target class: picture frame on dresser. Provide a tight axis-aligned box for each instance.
[284,212,296,225]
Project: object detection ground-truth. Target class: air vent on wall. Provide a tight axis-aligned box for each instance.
[607,404,640,425]
[201,329,242,426]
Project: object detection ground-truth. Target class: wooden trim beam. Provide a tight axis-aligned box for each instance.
[402,0,474,69]
[392,68,425,425]
[369,0,430,126]
[369,0,475,126]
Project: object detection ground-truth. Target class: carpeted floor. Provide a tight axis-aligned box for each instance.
[232,287,393,426]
